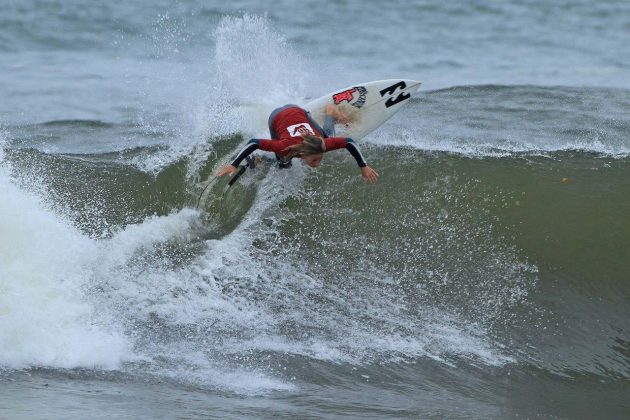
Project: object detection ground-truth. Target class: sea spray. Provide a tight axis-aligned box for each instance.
[0,152,130,369]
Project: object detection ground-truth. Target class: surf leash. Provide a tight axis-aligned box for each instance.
[196,174,218,209]
[197,155,262,207]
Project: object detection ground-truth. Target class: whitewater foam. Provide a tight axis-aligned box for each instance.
[0,161,130,369]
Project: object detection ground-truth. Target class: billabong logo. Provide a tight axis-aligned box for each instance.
[287,123,315,137]
[332,86,367,109]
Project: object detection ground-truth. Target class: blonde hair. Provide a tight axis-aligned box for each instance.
[284,135,326,160]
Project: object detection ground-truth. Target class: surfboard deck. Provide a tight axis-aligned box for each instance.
[303,79,421,140]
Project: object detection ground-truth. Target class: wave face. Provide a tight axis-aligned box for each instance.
[1,6,630,419]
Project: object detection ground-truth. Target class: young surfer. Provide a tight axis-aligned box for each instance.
[216,104,379,184]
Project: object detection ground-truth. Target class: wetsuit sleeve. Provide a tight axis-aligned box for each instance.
[324,137,367,167]
[230,139,260,167]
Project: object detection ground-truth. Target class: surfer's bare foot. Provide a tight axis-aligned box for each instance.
[326,104,350,124]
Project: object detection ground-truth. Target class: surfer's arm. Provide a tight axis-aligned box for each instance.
[229,139,261,167]
[324,137,378,184]
[217,139,263,176]
[344,138,367,167]
[324,137,367,167]
[217,138,298,176]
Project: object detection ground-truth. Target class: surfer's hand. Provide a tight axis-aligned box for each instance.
[326,104,350,124]
[361,166,379,185]
[217,164,238,177]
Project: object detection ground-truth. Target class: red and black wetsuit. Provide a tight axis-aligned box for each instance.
[229,105,367,168]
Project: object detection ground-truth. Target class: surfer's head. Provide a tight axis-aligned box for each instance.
[302,153,323,168]
[285,135,326,168]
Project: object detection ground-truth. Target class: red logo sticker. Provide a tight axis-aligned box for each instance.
[333,88,356,104]
[287,123,315,137]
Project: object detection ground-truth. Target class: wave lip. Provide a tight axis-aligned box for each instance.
[371,84,630,157]
[38,119,115,128]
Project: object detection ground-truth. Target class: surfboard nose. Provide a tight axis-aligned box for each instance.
[304,79,423,140]
[405,79,422,91]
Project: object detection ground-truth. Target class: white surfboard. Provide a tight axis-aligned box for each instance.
[303,79,421,140]
[196,79,421,209]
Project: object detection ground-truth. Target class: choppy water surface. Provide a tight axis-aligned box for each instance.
[1,1,629,418]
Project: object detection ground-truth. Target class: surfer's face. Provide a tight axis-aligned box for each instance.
[302,154,323,168]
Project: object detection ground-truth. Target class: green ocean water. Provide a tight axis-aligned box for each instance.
[1,1,630,418]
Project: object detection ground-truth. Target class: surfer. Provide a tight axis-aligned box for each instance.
[216,104,379,184]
